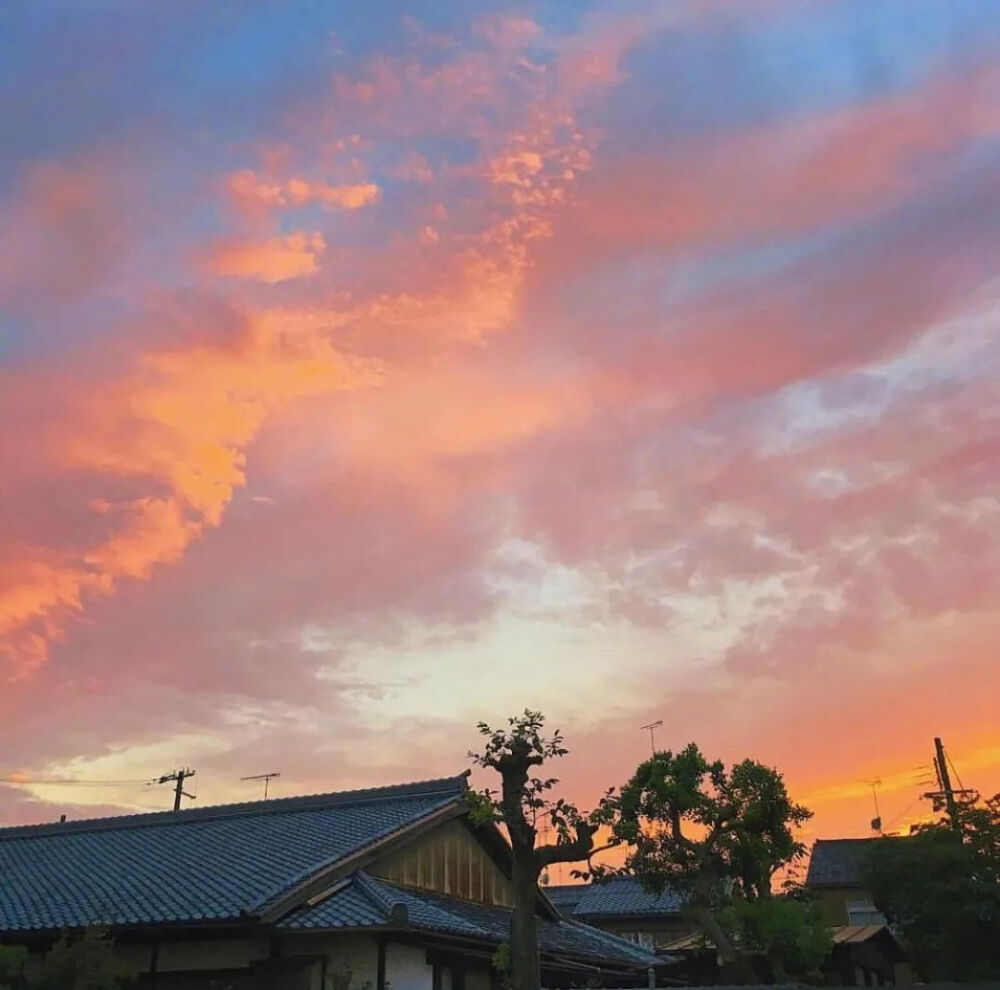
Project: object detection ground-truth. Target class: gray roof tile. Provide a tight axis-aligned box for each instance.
[805,838,876,887]
[282,874,664,969]
[0,775,467,933]
[545,878,685,919]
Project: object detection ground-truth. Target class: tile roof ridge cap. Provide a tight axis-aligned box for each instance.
[352,872,414,925]
[0,771,470,841]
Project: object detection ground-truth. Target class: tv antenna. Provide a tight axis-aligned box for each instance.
[639,720,663,757]
[865,778,882,833]
[241,771,280,799]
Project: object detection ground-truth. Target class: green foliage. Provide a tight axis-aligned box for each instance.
[865,793,1000,981]
[465,788,498,827]
[0,945,29,990]
[591,742,812,976]
[468,709,612,857]
[598,743,811,903]
[492,942,511,977]
[725,894,831,982]
[0,930,130,990]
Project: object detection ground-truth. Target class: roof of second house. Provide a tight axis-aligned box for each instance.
[805,838,877,887]
[546,877,685,919]
[283,871,665,971]
[0,774,469,934]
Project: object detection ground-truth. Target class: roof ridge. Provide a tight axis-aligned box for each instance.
[0,772,470,841]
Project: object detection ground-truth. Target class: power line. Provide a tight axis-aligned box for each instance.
[157,768,196,811]
[883,794,924,833]
[946,750,970,796]
[1,775,157,787]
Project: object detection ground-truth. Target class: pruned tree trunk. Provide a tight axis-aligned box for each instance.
[690,875,740,971]
[692,904,738,964]
[509,845,542,990]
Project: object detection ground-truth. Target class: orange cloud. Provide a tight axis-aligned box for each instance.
[286,178,380,210]
[225,169,285,208]
[209,231,326,283]
[0,315,378,675]
[226,169,379,214]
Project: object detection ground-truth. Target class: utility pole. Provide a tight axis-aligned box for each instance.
[640,720,663,758]
[158,768,196,811]
[922,738,974,832]
[934,737,958,829]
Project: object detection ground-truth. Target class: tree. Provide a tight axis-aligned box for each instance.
[594,743,812,978]
[468,711,614,990]
[865,793,1000,981]
[724,889,831,983]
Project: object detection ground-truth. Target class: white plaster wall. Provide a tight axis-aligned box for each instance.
[282,932,380,990]
[385,940,433,990]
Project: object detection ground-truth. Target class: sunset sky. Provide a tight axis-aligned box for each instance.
[2,0,999,859]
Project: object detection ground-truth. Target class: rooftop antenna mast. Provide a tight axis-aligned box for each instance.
[241,771,280,799]
[865,778,883,834]
[639,720,663,758]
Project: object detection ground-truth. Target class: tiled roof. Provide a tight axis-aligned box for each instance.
[545,878,685,919]
[282,873,665,970]
[805,838,876,887]
[544,884,585,911]
[0,775,468,933]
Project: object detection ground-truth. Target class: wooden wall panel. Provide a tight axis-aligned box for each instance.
[371,820,513,907]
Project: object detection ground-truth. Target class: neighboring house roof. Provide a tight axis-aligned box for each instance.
[658,932,709,953]
[0,774,468,933]
[805,838,877,888]
[546,878,685,920]
[830,924,893,945]
[662,924,901,954]
[283,871,665,970]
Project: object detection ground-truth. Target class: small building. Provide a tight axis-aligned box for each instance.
[545,878,688,950]
[805,839,887,927]
[658,924,908,987]
[0,774,665,990]
[828,924,908,987]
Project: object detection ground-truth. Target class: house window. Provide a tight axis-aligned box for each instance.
[846,901,886,926]
[621,932,655,949]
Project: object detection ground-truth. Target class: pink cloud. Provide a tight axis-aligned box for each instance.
[0,304,377,675]
[3,3,998,846]
[534,62,1000,275]
[0,156,145,316]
